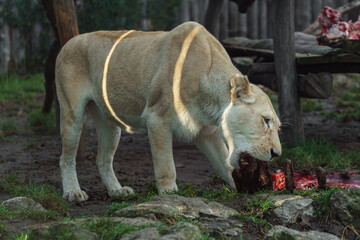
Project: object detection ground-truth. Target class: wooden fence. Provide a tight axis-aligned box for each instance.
[0,0,357,74]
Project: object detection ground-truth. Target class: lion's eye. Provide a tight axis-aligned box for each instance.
[263,117,270,127]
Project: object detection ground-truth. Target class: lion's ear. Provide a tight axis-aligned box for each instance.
[229,74,255,103]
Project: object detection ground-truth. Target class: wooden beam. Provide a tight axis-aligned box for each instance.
[273,0,303,146]
[42,39,61,113]
[248,70,333,99]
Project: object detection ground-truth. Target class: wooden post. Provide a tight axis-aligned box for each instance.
[204,0,224,38]
[246,1,258,39]
[273,0,304,147]
[258,0,267,39]
[52,0,85,162]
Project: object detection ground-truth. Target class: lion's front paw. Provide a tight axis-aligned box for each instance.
[158,183,178,194]
[109,186,134,197]
[63,190,89,203]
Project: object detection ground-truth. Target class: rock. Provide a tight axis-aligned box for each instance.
[70,216,157,228]
[29,222,98,240]
[330,190,360,228]
[348,187,360,196]
[121,222,201,240]
[265,194,303,207]
[110,217,157,227]
[199,216,243,232]
[223,227,243,238]
[121,227,160,240]
[114,194,238,220]
[272,198,314,225]
[264,225,340,240]
[1,197,46,212]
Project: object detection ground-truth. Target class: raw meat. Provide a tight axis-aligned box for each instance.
[317,6,360,45]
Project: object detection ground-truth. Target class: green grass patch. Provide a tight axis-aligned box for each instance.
[1,121,18,136]
[276,139,360,170]
[0,222,9,239]
[14,233,29,240]
[176,183,238,201]
[301,99,323,112]
[23,209,59,221]
[1,173,68,216]
[0,204,59,222]
[235,213,271,230]
[233,196,274,231]
[82,218,150,240]
[324,80,360,122]
[28,109,56,134]
[0,73,44,103]
[105,202,136,216]
[293,186,342,216]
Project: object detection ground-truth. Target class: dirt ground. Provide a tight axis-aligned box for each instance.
[0,75,359,238]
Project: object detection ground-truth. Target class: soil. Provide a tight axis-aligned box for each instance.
[0,74,359,238]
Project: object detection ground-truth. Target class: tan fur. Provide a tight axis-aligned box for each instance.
[55,22,281,202]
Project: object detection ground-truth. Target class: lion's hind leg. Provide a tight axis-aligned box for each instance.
[89,103,134,197]
[58,92,89,203]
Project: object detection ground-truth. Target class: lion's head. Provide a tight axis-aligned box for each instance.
[220,74,281,169]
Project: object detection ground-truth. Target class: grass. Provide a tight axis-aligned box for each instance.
[105,202,136,216]
[1,173,68,216]
[0,73,57,136]
[0,222,9,239]
[28,109,56,134]
[176,183,238,201]
[82,218,148,240]
[233,197,275,231]
[292,186,342,216]
[0,121,18,136]
[0,73,44,104]
[301,98,323,112]
[324,79,360,122]
[0,204,58,222]
[276,139,360,170]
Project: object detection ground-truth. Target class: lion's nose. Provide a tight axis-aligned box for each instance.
[270,148,279,159]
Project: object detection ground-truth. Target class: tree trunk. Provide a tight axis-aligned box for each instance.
[266,0,272,38]
[258,0,267,39]
[229,1,239,37]
[43,39,61,113]
[239,13,247,37]
[204,0,224,38]
[312,0,323,22]
[179,0,191,24]
[190,0,200,22]
[273,0,304,147]
[324,0,336,8]
[219,0,229,40]
[295,0,312,31]
[247,1,258,39]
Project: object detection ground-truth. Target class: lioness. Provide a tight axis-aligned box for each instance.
[56,22,281,202]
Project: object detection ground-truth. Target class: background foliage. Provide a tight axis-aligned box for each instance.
[0,0,181,73]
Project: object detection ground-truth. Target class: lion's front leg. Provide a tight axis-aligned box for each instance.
[147,116,178,193]
[193,127,235,189]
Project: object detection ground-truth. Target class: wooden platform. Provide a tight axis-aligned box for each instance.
[223,37,360,99]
